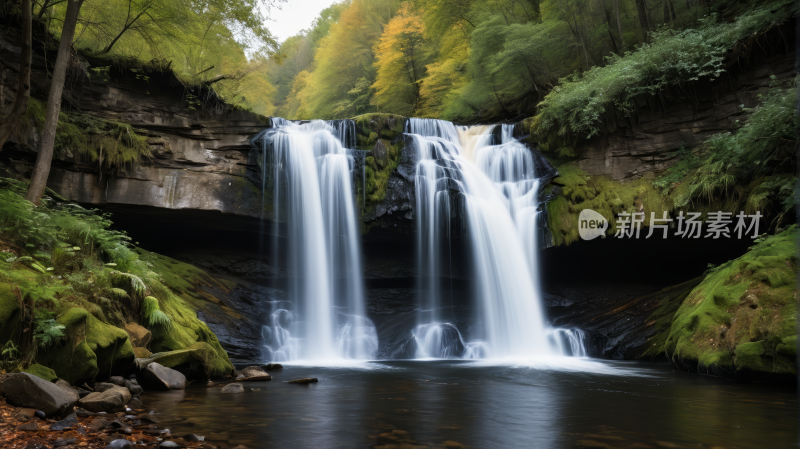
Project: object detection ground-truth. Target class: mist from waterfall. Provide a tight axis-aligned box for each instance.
[256,119,377,362]
[407,118,584,359]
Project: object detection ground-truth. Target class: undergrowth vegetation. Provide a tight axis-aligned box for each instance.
[662,226,797,379]
[547,78,797,246]
[533,1,794,140]
[20,98,152,171]
[0,179,232,381]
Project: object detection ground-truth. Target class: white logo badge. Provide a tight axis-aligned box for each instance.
[578,209,608,240]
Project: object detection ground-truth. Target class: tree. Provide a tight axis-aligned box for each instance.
[26,0,85,204]
[614,0,624,50]
[372,2,427,116]
[304,0,400,118]
[96,0,178,55]
[0,0,32,150]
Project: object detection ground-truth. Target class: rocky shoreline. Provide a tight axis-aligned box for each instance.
[0,363,288,449]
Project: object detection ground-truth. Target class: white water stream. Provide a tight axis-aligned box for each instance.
[257,119,377,362]
[407,118,585,359]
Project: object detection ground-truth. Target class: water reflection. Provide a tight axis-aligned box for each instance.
[144,361,796,448]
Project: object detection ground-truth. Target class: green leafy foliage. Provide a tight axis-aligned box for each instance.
[33,318,66,349]
[141,295,171,327]
[656,81,797,219]
[535,3,793,139]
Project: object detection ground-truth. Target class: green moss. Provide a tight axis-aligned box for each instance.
[23,364,58,381]
[357,139,404,216]
[137,250,235,378]
[662,227,797,380]
[36,308,100,384]
[56,113,152,169]
[352,113,405,149]
[547,164,668,246]
[0,186,235,381]
[141,342,231,378]
[84,311,134,378]
[639,277,705,360]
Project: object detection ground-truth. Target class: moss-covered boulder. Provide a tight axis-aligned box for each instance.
[135,342,231,379]
[139,251,235,378]
[36,308,134,384]
[0,283,21,346]
[352,113,405,149]
[23,364,58,381]
[663,227,797,382]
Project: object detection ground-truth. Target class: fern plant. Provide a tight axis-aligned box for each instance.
[141,296,171,328]
[112,271,147,297]
[33,318,66,349]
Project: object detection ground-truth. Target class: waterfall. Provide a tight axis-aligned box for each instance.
[407,118,585,359]
[256,119,378,362]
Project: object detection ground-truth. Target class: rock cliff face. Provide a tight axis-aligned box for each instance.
[1,27,268,218]
[574,51,794,181]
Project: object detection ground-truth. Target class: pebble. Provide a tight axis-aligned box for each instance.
[16,422,39,431]
[107,440,133,449]
[53,437,77,447]
[159,441,182,448]
[34,410,46,419]
[220,383,244,394]
[50,413,78,431]
[289,378,319,384]
[185,434,205,442]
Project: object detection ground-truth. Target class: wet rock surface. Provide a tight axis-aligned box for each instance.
[544,280,702,359]
[220,383,244,394]
[141,363,187,391]
[288,378,318,384]
[1,373,77,417]
[79,386,133,413]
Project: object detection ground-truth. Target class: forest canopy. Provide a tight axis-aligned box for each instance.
[35,0,284,114]
[27,0,795,119]
[263,0,792,121]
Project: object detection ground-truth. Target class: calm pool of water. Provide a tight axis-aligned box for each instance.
[145,360,797,448]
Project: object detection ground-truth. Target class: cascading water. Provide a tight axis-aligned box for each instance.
[255,119,378,362]
[407,118,585,359]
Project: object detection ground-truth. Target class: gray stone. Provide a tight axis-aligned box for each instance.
[159,441,182,448]
[184,434,205,442]
[288,378,318,384]
[93,382,116,393]
[107,376,126,386]
[124,379,143,395]
[239,366,271,381]
[107,440,134,449]
[53,438,77,447]
[17,422,39,431]
[55,379,80,402]
[220,383,244,394]
[372,139,390,168]
[141,362,186,390]
[50,413,78,431]
[1,373,77,417]
[78,385,132,413]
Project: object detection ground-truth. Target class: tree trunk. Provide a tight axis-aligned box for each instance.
[667,0,677,21]
[599,0,620,55]
[0,0,32,150]
[25,0,85,204]
[614,0,625,51]
[634,0,650,40]
[644,0,655,32]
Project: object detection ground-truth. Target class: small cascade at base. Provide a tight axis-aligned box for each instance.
[254,119,378,362]
[407,118,586,359]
